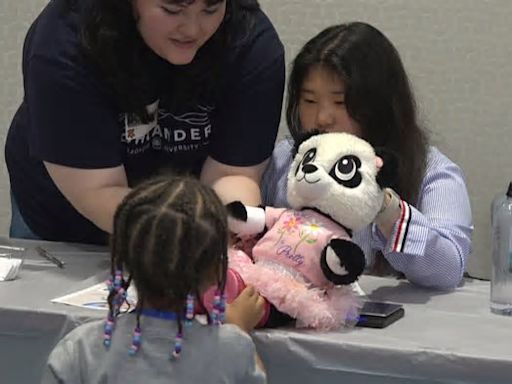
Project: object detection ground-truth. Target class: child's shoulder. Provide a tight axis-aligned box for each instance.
[193,322,256,355]
[45,319,105,376]
[200,322,253,344]
[51,319,105,357]
[60,319,105,344]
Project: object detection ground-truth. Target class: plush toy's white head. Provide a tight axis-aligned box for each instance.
[287,132,385,232]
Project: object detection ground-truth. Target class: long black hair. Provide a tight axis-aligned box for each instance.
[287,22,429,206]
[67,0,260,120]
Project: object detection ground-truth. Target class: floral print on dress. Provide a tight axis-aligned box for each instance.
[293,218,321,253]
[274,212,304,245]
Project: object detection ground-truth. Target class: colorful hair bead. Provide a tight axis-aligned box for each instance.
[129,326,142,356]
[172,331,183,359]
[102,269,126,350]
[212,289,226,325]
[114,269,123,287]
[103,317,115,348]
[185,294,195,327]
[106,278,114,293]
[218,293,226,324]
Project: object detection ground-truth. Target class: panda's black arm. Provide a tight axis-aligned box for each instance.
[328,238,364,260]
[226,201,248,221]
[320,239,366,285]
[226,201,268,236]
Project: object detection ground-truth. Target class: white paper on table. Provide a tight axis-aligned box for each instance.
[51,282,138,311]
[0,257,23,281]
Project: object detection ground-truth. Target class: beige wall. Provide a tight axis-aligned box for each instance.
[1,0,511,279]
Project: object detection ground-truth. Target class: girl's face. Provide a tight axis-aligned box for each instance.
[298,65,362,136]
[133,0,227,65]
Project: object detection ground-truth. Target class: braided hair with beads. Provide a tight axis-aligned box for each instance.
[103,175,229,359]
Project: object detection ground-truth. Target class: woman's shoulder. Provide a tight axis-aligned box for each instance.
[227,7,284,64]
[25,0,84,62]
[263,137,295,179]
[23,0,103,97]
[250,8,281,40]
[425,146,465,174]
[421,146,469,193]
[273,136,295,162]
[24,2,110,100]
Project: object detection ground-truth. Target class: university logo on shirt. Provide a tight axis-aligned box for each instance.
[121,100,214,156]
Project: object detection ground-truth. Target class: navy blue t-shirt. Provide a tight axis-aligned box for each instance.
[5,0,285,244]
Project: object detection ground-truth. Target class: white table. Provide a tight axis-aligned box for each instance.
[1,238,511,384]
[254,275,512,383]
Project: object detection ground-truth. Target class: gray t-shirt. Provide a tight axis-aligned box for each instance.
[42,315,266,384]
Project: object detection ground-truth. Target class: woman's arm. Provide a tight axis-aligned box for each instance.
[200,157,268,205]
[204,13,284,205]
[44,162,130,233]
[373,151,473,289]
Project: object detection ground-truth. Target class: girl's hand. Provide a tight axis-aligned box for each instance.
[225,286,265,333]
[374,188,402,238]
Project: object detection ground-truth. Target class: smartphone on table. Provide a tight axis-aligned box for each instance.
[356,301,405,328]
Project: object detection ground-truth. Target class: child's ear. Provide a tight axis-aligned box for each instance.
[374,147,399,189]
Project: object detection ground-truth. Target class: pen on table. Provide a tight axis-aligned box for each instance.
[35,246,65,269]
[0,245,25,252]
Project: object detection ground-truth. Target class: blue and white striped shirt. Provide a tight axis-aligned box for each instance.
[261,137,473,290]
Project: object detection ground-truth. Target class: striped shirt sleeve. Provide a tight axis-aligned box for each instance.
[261,137,293,208]
[371,147,473,289]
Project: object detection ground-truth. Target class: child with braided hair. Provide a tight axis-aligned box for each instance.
[42,176,266,384]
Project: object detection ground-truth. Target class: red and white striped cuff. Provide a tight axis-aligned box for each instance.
[391,199,412,253]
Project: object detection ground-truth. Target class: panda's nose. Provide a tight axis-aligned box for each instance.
[302,164,318,174]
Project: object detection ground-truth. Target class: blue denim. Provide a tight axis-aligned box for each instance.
[9,193,41,240]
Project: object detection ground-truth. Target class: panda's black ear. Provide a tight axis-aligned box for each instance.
[292,129,323,156]
[375,147,399,189]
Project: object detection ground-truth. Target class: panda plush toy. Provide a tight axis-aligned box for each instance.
[208,132,396,330]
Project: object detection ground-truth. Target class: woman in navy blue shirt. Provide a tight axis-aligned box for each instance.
[5,0,284,244]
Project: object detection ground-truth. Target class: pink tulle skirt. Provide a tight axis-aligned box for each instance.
[229,249,361,330]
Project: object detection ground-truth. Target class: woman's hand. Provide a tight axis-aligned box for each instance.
[225,286,266,333]
[374,188,402,238]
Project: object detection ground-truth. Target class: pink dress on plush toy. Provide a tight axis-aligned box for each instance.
[229,207,360,330]
[205,131,392,330]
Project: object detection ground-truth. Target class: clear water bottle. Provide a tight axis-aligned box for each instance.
[490,181,512,315]
[491,192,505,227]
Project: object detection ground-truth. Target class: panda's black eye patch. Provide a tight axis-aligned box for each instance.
[295,148,317,175]
[329,155,362,188]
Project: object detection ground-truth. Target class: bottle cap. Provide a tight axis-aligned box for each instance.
[507,182,512,198]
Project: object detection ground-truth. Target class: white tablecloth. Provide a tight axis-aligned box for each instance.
[1,238,511,384]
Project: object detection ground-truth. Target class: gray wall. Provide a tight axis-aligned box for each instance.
[0,0,48,233]
[1,0,511,279]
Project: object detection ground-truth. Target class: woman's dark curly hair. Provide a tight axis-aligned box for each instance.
[67,0,260,121]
